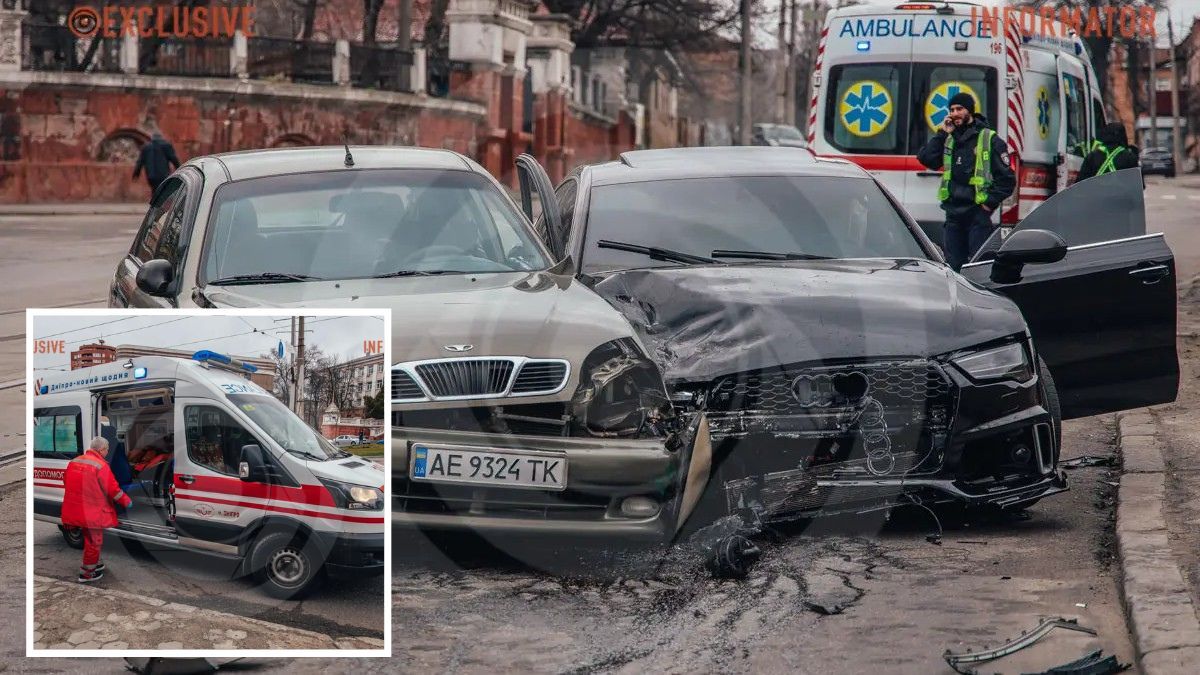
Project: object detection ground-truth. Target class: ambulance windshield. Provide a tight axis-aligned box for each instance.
[228,394,341,461]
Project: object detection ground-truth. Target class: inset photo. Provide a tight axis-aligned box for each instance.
[27,309,389,656]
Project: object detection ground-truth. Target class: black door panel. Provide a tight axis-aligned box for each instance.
[963,234,1178,419]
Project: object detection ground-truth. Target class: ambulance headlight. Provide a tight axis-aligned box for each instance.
[318,477,383,511]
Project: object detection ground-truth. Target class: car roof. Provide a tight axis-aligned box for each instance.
[191,146,476,181]
[586,147,869,186]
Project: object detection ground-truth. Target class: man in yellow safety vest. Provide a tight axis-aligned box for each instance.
[1077,122,1140,183]
[916,92,1015,271]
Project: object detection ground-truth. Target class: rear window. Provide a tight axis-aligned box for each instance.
[824,62,998,155]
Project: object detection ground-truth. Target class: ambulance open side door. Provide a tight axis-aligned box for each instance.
[1055,55,1088,190]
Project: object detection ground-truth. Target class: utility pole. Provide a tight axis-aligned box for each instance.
[1148,33,1157,149]
[777,0,789,123]
[1168,13,1184,169]
[288,317,297,410]
[739,0,753,145]
[786,0,799,125]
[296,315,306,420]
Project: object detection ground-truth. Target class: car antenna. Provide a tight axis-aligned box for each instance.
[343,133,355,168]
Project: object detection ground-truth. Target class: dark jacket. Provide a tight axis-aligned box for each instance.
[916,116,1016,218]
[1077,122,1140,182]
[133,136,181,184]
[101,423,132,487]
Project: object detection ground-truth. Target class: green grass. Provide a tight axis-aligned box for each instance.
[345,442,384,456]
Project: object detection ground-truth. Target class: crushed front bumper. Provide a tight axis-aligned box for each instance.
[391,427,689,540]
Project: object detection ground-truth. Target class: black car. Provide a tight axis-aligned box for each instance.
[1141,147,1176,178]
[514,147,1179,525]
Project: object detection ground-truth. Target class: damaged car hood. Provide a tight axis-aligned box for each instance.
[202,272,636,363]
[591,259,1027,382]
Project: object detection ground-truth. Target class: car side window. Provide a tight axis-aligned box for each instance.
[153,183,190,268]
[553,179,578,249]
[184,404,258,477]
[32,406,83,460]
[131,178,185,263]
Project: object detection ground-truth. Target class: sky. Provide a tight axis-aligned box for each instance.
[30,314,383,377]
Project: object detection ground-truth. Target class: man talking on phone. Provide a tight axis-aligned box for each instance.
[916,92,1015,271]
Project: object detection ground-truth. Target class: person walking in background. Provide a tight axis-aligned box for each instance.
[132,132,181,199]
[1077,122,1140,183]
[916,93,1015,271]
[61,437,132,583]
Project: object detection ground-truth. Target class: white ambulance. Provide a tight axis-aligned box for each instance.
[32,350,385,598]
[806,1,1106,243]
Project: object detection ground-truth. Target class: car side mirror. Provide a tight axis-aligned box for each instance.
[238,443,267,483]
[136,259,174,297]
[990,229,1067,284]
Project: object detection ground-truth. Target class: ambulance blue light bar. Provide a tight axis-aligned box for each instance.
[134,367,148,379]
[192,350,258,373]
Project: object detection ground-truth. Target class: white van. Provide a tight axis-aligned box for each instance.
[32,350,385,598]
[806,1,1106,242]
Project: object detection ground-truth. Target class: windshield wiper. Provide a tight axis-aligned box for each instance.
[372,270,464,279]
[208,272,322,285]
[289,449,328,461]
[597,240,717,265]
[711,249,833,261]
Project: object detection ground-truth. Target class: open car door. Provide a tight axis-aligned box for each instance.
[960,168,1178,419]
[515,154,565,260]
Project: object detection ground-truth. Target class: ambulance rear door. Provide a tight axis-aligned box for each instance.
[815,9,915,227]
[1056,54,1089,190]
[906,13,1003,238]
[31,395,87,521]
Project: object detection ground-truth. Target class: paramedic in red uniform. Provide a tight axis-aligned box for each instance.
[916,92,1016,271]
[61,437,132,583]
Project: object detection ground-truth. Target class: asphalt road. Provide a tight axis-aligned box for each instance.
[0,176,1194,672]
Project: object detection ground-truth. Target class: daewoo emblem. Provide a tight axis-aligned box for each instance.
[443,344,474,353]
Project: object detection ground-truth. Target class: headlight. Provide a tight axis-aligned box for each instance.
[569,338,673,438]
[951,342,1033,382]
[318,477,383,511]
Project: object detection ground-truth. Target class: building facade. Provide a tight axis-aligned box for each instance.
[70,341,117,370]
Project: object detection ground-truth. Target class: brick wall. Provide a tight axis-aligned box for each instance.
[0,73,484,203]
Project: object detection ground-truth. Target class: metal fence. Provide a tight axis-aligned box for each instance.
[247,37,334,84]
[139,38,232,78]
[350,43,414,92]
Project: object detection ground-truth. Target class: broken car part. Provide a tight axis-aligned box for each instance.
[943,617,1098,674]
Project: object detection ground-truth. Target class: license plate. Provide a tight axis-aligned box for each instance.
[409,444,567,490]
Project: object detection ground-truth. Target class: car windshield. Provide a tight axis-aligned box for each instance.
[201,169,549,284]
[581,175,927,273]
[228,393,340,461]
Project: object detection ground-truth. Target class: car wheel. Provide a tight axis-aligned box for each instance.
[1038,357,1063,456]
[1167,170,1175,178]
[248,530,324,599]
[59,525,84,549]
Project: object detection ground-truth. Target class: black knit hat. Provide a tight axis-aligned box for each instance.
[948,92,976,113]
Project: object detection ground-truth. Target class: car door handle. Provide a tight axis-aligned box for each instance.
[916,171,942,177]
[178,475,195,485]
[1129,263,1170,284]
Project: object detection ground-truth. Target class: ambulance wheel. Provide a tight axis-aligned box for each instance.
[59,526,84,550]
[249,531,323,600]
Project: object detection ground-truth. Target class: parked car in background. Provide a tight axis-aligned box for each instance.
[1141,147,1176,178]
[332,435,361,447]
[751,123,810,149]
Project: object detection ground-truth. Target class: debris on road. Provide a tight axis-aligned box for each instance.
[1021,649,1129,675]
[689,514,764,580]
[943,617,1098,674]
[1061,455,1116,469]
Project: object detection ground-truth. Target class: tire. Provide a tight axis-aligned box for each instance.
[1038,357,1063,457]
[247,530,324,600]
[59,525,84,550]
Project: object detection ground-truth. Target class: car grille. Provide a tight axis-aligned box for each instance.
[392,371,423,400]
[392,358,571,402]
[416,360,514,398]
[512,361,569,394]
[709,360,952,415]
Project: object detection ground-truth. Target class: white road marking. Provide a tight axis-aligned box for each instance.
[1162,195,1178,200]
[1188,195,1200,201]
